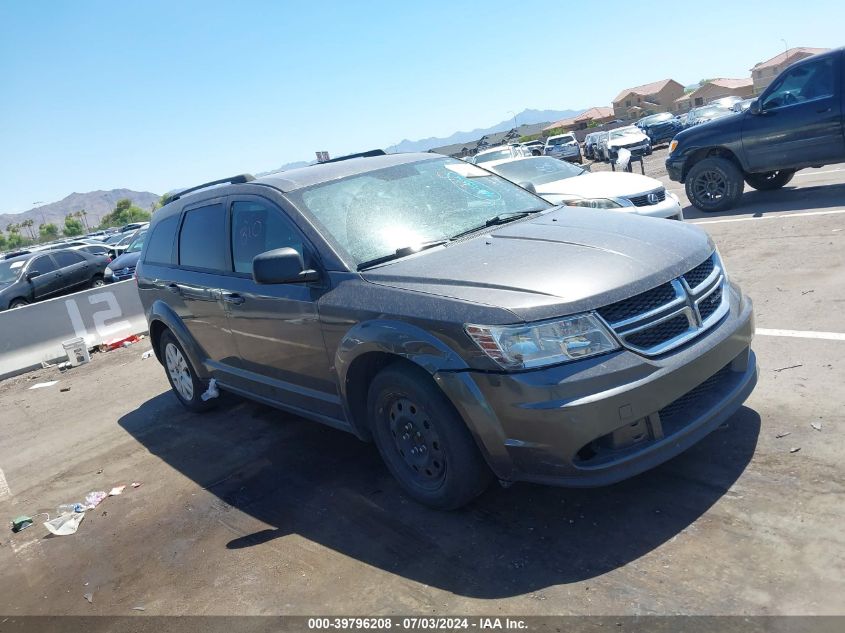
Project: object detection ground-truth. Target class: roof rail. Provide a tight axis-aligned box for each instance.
[321,149,386,164]
[163,174,255,205]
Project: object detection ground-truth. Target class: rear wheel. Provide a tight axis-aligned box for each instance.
[368,363,492,509]
[159,330,216,412]
[745,169,796,191]
[90,275,105,288]
[9,298,28,309]
[685,157,744,212]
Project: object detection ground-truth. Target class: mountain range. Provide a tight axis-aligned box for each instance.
[391,108,580,153]
[1,190,159,233]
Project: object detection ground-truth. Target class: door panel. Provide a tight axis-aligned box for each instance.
[52,251,89,290]
[743,55,844,171]
[223,196,341,419]
[27,255,62,299]
[173,199,241,375]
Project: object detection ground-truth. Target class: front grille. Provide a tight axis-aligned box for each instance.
[683,257,714,288]
[659,363,735,431]
[596,253,727,356]
[698,288,722,321]
[627,188,667,207]
[626,314,690,348]
[597,282,677,324]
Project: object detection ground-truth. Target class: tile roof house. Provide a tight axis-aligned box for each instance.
[612,79,685,120]
[674,78,754,112]
[543,107,615,132]
[750,47,830,93]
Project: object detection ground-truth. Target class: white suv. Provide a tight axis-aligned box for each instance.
[544,133,582,163]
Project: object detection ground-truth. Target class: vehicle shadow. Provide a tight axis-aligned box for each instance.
[119,393,760,599]
[682,181,845,221]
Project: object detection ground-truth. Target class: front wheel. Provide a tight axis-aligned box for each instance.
[745,169,796,191]
[685,157,744,212]
[9,298,29,309]
[159,330,216,412]
[368,363,492,509]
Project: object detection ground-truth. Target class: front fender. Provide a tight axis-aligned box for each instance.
[335,319,470,384]
[147,299,210,380]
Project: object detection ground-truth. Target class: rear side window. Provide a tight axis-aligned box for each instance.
[231,201,304,274]
[53,251,85,267]
[179,204,226,270]
[144,215,180,265]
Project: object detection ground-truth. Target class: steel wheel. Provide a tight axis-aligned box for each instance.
[165,342,194,401]
[387,396,446,490]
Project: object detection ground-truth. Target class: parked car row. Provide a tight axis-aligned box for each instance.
[0,248,111,310]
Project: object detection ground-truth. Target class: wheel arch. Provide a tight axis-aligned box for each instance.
[146,299,208,378]
[682,146,745,181]
[335,320,470,440]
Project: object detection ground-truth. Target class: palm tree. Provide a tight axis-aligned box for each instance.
[80,209,89,232]
[23,219,36,239]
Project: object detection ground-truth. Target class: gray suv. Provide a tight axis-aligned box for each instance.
[137,153,757,509]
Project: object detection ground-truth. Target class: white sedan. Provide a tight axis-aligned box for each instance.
[483,156,683,220]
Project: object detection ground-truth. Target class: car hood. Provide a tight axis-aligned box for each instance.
[535,172,663,199]
[360,207,713,322]
[109,251,141,270]
[607,133,649,147]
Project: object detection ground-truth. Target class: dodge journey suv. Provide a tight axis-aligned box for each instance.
[138,153,757,509]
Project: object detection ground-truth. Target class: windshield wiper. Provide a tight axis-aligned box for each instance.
[449,208,546,240]
[357,239,450,270]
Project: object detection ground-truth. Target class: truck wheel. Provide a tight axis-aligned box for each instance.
[685,157,744,212]
[745,170,796,191]
[368,363,492,510]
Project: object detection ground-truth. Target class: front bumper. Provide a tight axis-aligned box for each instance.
[627,193,684,220]
[666,156,685,182]
[435,286,756,486]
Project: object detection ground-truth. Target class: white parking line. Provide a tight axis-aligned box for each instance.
[794,167,845,178]
[691,208,845,225]
[0,467,11,500]
[757,328,845,341]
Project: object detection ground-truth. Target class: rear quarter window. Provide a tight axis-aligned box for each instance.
[144,215,180,265]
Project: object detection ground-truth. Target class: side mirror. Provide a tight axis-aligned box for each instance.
[26,271,40,281]
[518,181,537,194]
[748,99,762,115]
[252,247,319,284]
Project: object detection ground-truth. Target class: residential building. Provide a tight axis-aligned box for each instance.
[674,78,754,112]
[750,47,830,93]
[543,106,615,133]
[612,79,685,120]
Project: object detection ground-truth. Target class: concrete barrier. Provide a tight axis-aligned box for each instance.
[0,280,148,380]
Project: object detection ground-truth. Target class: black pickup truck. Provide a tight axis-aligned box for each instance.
[667,47,845,212]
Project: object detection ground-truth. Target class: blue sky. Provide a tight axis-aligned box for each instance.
[0,0,841,214]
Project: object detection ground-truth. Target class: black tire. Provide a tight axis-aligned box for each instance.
[685,156,744,213]
[90,275,105,288]
[745,169,796,191]
[9,298,28,309]
[368,363,492,509]
[159,330,216,412]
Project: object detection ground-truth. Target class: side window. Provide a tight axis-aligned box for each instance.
[762,58,835,110]
[53,251,85,267]
[145,215,179,265]
[179,205,227,271]
[31,255,58,274]
[231,201,304,274]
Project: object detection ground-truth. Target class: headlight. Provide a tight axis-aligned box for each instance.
[668,140,678,154]
[465,314,619,370]
[104,266,113,276]
[564,198,623,209]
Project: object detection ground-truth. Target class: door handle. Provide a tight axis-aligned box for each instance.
[221,292,245,305]
[166,283,182,294]
[816,107,832,113]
